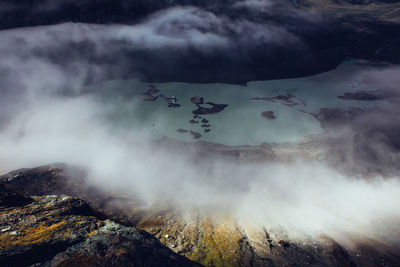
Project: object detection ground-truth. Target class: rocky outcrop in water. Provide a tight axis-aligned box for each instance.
[190,131,202,139]
[192,102,228,115]
[138,94,159,101]
[251,93,299,107]
[262,111,276,120]
[338,90,383,101]
[190,96,204,105]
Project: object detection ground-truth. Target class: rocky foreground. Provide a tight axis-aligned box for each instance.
[0,183,200,267]
[1,159,400,266]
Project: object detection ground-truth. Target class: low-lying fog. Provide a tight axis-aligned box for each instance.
[1,17,400,248]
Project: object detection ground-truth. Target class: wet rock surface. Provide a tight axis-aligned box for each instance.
[0,184,200,267]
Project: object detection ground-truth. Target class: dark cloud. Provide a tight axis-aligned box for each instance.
[0,2,18,15]
[0,0,345,83]
[0,5,324,84]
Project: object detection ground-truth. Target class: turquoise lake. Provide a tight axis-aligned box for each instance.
[84,60,385,146]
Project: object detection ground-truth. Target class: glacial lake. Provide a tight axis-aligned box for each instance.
[84,60,385,146]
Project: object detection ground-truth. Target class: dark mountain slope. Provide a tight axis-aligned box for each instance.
[0,183,202,267]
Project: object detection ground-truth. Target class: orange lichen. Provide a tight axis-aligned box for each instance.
[87,230,97,238]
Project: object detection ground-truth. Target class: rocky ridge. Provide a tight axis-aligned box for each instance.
[1,139,400,267]
[0,183,200,267]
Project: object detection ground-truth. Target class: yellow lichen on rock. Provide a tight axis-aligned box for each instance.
[187,217,245,267]
[0,220,66,249]
[138,213,248,267]
[137,215,168,230]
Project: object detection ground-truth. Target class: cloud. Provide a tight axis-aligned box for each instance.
[0,2,18,14]
[0,2,400,249]
[1,48,400,246]
[0,5,311,85]
[0,6,301,51]
[232,0,274,12]
[345,66,400,175]
[33,0,92,12]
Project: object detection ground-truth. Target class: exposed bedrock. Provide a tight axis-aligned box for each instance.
[0,183,199,267]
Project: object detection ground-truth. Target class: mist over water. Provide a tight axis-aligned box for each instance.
[0,10,400,248]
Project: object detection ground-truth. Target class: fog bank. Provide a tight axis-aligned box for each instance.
[1,9,400,247]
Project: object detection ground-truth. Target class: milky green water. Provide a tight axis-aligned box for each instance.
[86,60,384,146]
